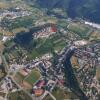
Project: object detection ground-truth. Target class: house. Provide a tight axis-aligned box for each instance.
[36,80,46,88]
[34,89,44,96]
[33,25,57,39]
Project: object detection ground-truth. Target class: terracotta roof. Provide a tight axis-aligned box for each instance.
[34,89,43,96]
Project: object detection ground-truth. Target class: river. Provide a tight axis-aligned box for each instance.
[63,48,88,100]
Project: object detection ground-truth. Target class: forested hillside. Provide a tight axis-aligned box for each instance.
[36,0,100,23]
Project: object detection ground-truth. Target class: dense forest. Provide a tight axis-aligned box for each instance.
[36,0,100,23]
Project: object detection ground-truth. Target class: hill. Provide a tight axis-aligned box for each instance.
[36,0,100,23]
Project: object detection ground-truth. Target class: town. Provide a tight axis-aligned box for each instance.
[0,29,100,100]
[0,0,100,100]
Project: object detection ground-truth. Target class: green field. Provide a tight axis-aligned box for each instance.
[14,72,26,84]
[57,19,69,28]
[25,69,40,85]
[8,91,32,100]
[52,87,78,100]
[68,23,90,38]
[4,32,67,60]
[28,33,66,59]
[89,30,100,41]
[0,70,6,79]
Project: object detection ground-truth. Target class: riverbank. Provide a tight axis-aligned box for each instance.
[85,21,100,29]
